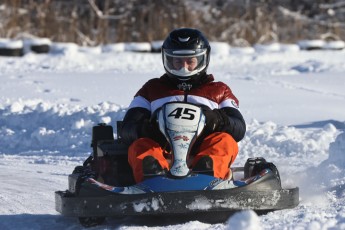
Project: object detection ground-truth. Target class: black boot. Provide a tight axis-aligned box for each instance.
[193,156,214,176]
[143,156,166,179]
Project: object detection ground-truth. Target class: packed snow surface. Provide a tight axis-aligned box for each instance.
[0,42,344,229]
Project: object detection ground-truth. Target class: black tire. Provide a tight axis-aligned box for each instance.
[79,217,105,227]
[0,48,23,56]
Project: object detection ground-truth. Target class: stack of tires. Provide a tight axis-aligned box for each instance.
[25,38,51,54]
[0,39,23,56]
[0,38,52,57]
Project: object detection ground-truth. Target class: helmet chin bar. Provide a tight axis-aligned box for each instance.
[158,102,205,177]
[170,67,200,78]
[171,67,194,76]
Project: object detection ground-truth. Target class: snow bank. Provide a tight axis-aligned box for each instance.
[24,38,52,46]
[254,43,301,53]
[151,40,163,52]
[210,42,230,55]
[298,40,325,50]
[328,131,345,167]
[279,130,345,230]
[125,42,152,52]
[102,43,126,52]
[49,42,79,55]
[323,40,345,50]
[315,131,345,188]
[0,99,340,172]
[0,39,23,49]
[0,100,126,155]
[297,39,345,50]
[238,120,339,170]
[254,43,281,53]
[230,47,255,54]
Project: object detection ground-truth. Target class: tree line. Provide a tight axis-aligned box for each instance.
[1,0,344,46]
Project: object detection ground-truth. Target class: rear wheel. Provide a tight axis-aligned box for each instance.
[79,217,105,227]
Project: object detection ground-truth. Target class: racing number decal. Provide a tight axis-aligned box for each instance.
[168,107,196,120]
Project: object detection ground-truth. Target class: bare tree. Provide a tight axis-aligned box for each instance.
[0,0,344,45]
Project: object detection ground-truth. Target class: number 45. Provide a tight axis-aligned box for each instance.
[168,107,196,120]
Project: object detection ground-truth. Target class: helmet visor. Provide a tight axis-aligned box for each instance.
[163,49,208,79]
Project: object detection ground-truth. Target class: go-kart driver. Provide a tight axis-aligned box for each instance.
[119,28,246,183]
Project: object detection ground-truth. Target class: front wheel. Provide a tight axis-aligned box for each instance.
[79,217,105,227]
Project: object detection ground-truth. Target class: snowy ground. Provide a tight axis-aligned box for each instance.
[0,43,345,229]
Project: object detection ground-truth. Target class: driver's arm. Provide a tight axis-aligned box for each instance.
[119,107,150,145]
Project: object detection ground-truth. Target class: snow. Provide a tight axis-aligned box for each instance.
[210,42,231,55]
[323,40,345,50]
[125,42,152,52]
[151,40,163,51]
[298,40,326,50]
[297,39,345,50]
[254,43,282,53]
[0,41,345,229]
[0,39,23,49]
[22,38,52,54]
[226,210,262,230]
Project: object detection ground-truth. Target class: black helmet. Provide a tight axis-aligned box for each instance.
[162,28,211,83]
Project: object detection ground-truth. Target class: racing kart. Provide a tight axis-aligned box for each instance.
[55,102,299,227]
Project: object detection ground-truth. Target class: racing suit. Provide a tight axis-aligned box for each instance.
[120,74,246,182]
